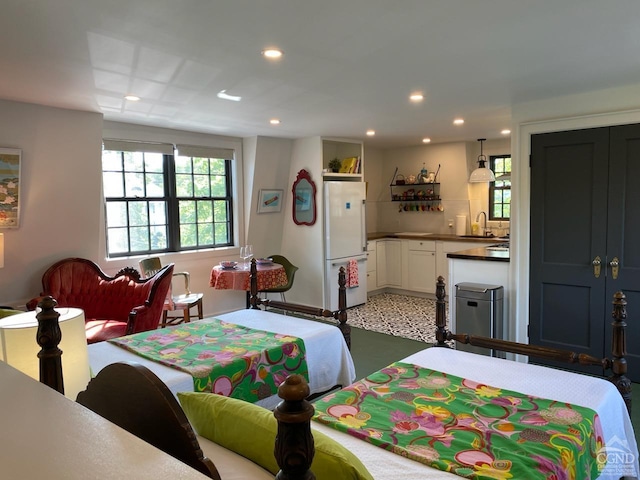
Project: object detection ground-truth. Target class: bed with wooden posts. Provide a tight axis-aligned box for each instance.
[36,275,638,480]
[86,258,355,409]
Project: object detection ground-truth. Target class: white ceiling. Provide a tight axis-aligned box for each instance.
[2,0,640,149]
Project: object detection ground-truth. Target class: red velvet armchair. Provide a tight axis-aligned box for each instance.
[27,258,174,344]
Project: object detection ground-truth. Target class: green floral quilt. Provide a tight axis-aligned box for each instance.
[313,362,605,479]
[109,320,308,402]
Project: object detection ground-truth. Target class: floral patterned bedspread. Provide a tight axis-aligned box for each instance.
[313,362,605,479]
[109,320,308,402]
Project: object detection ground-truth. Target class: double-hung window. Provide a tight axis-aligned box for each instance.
[101,140,234,257]
[489,154,511,221]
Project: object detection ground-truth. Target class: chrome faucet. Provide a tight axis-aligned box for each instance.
[476,211,488,236]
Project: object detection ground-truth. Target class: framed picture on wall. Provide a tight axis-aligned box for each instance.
[257,189,283,213]
[0,148,21,228]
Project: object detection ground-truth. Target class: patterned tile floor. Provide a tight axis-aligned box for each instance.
[347,293,448,344]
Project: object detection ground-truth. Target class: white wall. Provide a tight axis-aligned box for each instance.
[281,137,324,307]
[368,141,511,235]
[363,146,383,233]
[0,100,103,307]
[0,102,255,316]
[243,136,293,259]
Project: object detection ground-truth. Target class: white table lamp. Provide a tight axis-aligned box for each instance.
[0,307,91,399]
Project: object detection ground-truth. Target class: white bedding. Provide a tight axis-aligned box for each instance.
[88,309,356,410]
[312,347,640,480]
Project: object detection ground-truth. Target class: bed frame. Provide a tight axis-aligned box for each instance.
[247,258,351,349]
[270,276,632,478]
[36,275,632,480]
[433,275,632,413]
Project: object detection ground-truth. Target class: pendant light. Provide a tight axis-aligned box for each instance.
[469,138,496,182]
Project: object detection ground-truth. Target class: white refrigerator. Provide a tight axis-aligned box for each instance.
[324,181,367,311]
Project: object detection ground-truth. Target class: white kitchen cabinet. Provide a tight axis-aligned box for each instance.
[370,237,508,297]
[405,240,436,293]
[366,241,377,292]
[376,239,402,288]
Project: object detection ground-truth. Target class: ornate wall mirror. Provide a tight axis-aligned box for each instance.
[292,169,317,226]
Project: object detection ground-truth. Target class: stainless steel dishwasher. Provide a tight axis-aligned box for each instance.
[455,282,504,357]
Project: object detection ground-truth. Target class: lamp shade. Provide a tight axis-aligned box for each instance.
[0,308,90,399]
[469,166,496,182]
[469,138,496,183]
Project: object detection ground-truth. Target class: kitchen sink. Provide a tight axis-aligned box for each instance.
[486,245,509,252]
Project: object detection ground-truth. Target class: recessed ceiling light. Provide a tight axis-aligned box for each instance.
[453,118,464,125]
[366,130,375,136]
[422,138,431,143]
[501,129,511,135]
[269,118,281,125]
[217,90,242,102]
[262,48,283,59]
[409,93,424,102]
[124,95,140,101]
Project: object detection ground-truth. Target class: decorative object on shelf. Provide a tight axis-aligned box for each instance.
[432,163,441,183]
[417,163,429,184]
[390,166,406,185]
[339,156,359,173]
[328,158,342,173]
[292,169,317,226]
[257,189,284,213]
[390,166,442,211]
[398,202,444,212]
[0,148,21,228]
[469,139,496,183]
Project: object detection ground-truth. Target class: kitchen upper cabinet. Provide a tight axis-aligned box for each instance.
[405,240,436,293]
[530,124,640,380]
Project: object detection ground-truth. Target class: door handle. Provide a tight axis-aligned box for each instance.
[609,256,619,280]
[592,256,601,278]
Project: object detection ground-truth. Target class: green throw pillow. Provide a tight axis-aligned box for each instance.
[0,308,21,319]
[178,392,373,480]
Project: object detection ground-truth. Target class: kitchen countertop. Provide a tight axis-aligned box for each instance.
[446,246,509,262]
[367,232,510,262]
[367,232,508,243]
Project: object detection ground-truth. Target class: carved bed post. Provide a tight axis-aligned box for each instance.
[609,291,632,413]
[249,258,259,309]
[336,266,351,350]
[36,295,64,395]
[274,375,316,480]
[434,275,450,347]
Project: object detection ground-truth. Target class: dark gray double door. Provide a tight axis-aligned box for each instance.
[530,123,640,381]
